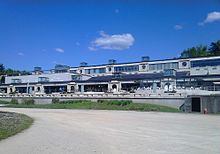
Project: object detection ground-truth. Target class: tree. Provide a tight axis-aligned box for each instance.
[0,64,5,72]
[209,40,220,56]
[180,45,208,58]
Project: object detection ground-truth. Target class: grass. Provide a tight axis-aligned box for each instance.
[0,100,9,104]
[2,100,179,113]
[0,111,33,140]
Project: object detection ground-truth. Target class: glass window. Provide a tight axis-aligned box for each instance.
[191,59,220,67]
[38,77,49,82]
[114,65,139,72]
[11,79,22,83]
[72,75,81,80]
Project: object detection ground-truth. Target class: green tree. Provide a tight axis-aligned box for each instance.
[209,40,220,56]
[0,64,4,72]
[180,45,209,58]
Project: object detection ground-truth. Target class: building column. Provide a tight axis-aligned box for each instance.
[80,85,84,93]
[34,84,44,93]
[108,81,121,93]
[7,86,15,94]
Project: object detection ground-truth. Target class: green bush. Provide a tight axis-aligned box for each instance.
[106,100,132,106]
[97,100,105,103]
[10,98,19,104]
[52,98,59,104]
[21,99,35,105]
[58,100,92,104]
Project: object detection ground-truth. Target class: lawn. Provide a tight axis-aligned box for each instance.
[2,99,180,113]
[0,111,33,140]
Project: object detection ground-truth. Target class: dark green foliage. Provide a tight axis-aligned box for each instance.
[10,98,19,104]
[52,98,60,104]
[0,100,9,104]
[58,100,92,104]
[209,40,220,56]
[180,40,220,58]
[180,45,209,58]
[98,100,132,106]
[21,99,35,105]
[0,64,30,76]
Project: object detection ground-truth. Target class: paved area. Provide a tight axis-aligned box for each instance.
[0,108,219,154]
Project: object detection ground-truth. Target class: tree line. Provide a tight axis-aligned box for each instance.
[0,64,30,76]
[180,40,220,58]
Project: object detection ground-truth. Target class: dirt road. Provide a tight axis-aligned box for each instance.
[0,108,219,154]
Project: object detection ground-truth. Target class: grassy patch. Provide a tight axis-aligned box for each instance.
[3,100,179,112]
[0,111,33,140]
[0,100,9,104]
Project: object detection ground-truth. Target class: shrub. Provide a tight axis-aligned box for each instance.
[52,98,59,104]
[10,98,19,104]
[97,100,105,103]
[21,99,35,105]
[106,100,132,106]
[58,100,91,104]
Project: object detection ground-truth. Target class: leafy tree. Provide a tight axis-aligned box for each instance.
[209,40,220,56]
[180,45,209,58]
[0,64,5,72]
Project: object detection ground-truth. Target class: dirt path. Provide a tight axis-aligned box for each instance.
[0,108,219,154]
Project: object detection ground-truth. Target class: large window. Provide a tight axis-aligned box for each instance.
[149,62,178,71]
[72,75,81,80]
[11,79,22,83]
[38,77,49,82]
[85,68,106,74]
[114,65,139,72]
[191,59,220,67]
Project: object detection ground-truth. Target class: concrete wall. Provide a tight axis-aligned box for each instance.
[201,96,220,113]
[184,95,220,113]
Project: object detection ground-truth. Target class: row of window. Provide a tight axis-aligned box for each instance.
[114,65,139,72]
[85,68,106,74]
[149,62,179,71]
[11,77,49,84]
[69,59,220,74]
[191,59,220,67]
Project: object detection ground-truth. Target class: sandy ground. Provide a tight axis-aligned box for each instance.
[0,108,219,154]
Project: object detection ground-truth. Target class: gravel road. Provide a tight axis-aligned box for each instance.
[0,108,219,154]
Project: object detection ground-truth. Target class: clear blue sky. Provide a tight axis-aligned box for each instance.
[0,0,220,71]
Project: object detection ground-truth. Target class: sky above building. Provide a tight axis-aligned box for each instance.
[0,0,220,71]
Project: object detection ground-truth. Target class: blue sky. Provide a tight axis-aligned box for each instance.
[0,0,220,71]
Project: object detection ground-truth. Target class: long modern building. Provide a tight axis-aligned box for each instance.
[1,56,220,94]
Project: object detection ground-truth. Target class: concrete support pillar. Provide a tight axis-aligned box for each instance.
[34,84,44,93]
[80,85,84,93]
[153,82,157,93]
[67,84,77,93]
[7,86,15,94]
[108,81,121,93]
[67,84,71,93]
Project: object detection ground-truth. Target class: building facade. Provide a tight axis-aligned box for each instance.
[1,56,220,94]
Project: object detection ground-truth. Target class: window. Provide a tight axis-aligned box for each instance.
[114,65,139,72]
[70,70,77,73]
[182,61,187,67]
[149,62,178,71]
[72,75,81,80]
[38,77,49,82]
[85,68,106,74]
[191,59,220,67]
[11,79,21,83]
[142,64,146,69]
